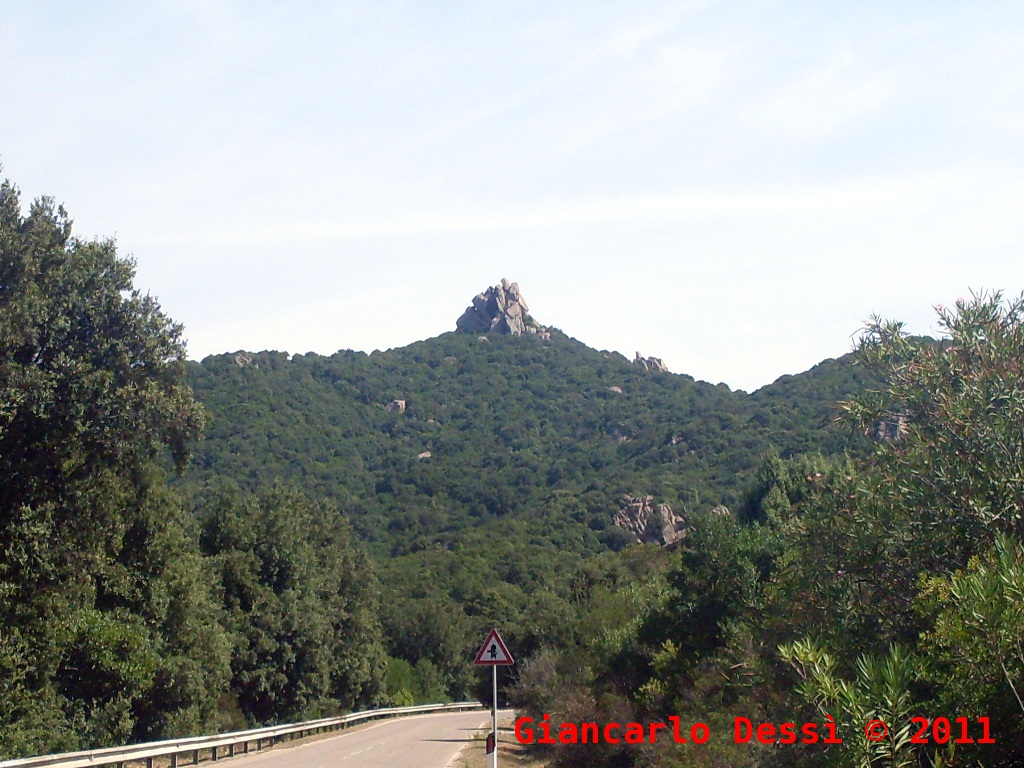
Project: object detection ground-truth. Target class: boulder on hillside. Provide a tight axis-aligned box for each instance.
[875,414,907,442]
[634,352,668,372]
[456,278,550,338]
[612,495,687,547]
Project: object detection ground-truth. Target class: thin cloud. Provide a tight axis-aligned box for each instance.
[135,166,1009,246]
[4,3,1024,389]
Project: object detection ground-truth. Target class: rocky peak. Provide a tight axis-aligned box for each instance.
[456,279,550,338]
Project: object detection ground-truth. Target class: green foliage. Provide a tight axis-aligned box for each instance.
[918,534,1024,758]
[182,330,874,709]
[0,183,204,491]
[383,656,417,706]
[739,451,856,524]
[928,534,1024,711]
[0,177,224,756]
[126,491,232,740]
[780,640,921,768]
[185,336,872,554]
[842,291,1024,560]
[631,513,762,688]
[771,292,1024,768]
[198,483,385,724]
[534,294,1024,768]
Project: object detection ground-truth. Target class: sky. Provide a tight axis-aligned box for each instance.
[3,1,1024,392]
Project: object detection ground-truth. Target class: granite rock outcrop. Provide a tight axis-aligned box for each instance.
[456,279,550,339]
[612,495,687,546]
[634,352,668,372]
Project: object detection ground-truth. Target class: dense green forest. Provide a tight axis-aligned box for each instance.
[3,175,1024,767]
[179,318,879,709]
[184,330,877,552]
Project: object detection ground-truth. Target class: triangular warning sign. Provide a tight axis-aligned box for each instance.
[474,628,514,665]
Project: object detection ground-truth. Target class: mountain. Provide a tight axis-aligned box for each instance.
[178,282,882,699]
[184,329,876,554]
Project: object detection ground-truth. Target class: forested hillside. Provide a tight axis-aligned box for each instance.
[180,330,878,707]
[6,175,1024,768]
[184,332,877,553]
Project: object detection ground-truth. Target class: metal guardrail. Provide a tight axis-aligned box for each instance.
[0,702,484,768]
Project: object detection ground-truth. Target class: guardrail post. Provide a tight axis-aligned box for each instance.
[212,746,219,761]
[171,753,178,768]
[193,749,199,764]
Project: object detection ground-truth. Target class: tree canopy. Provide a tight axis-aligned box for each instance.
[0,177,384,756]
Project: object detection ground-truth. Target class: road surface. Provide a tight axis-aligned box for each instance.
[222,710,492,768]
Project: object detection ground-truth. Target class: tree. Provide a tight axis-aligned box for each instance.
[0,176,223,755]
[918,533,1024,760]
[780,640,921,768]
[775,292,1024,767]
[198,483,386,724]
[841,291,1024,562]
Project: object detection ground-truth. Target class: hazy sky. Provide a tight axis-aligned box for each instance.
[3,2,1024,391]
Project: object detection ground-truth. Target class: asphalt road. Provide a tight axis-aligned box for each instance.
[220,710,493,768]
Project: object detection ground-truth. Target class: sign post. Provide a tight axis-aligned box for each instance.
[474,629,514,768]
